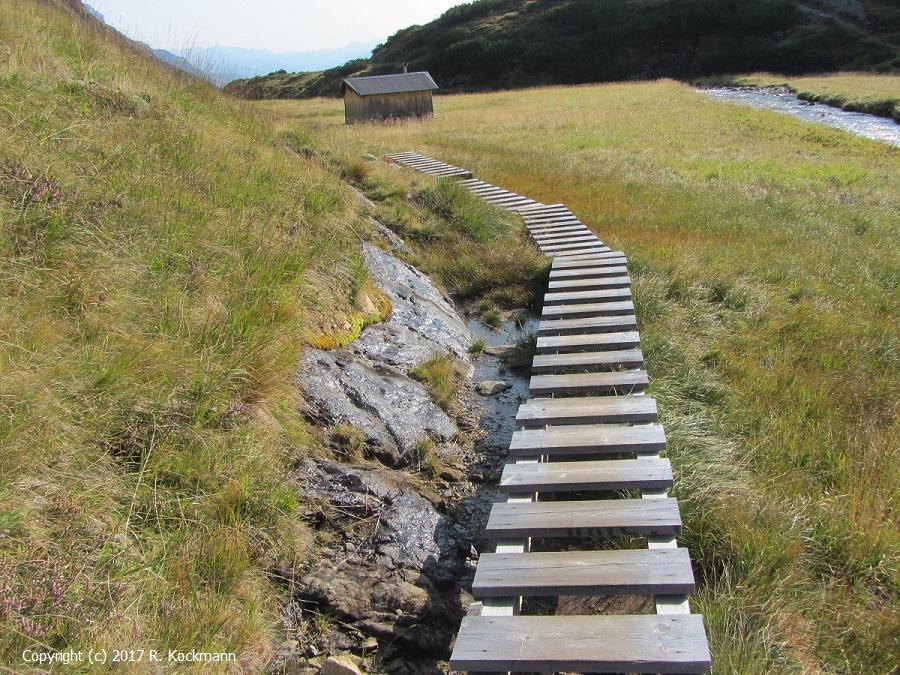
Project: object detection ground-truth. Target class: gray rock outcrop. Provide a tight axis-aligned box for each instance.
[299,349,456,466]
[298,243,474,466]
[297,460,472,657]
[352,243,472,370]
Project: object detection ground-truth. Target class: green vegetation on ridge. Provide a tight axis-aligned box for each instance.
[227,0,900,99]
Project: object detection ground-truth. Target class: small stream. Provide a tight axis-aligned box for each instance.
[700,87,900,147]
[467,313,537,453]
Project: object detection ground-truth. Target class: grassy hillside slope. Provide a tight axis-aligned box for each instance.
[227,0,900,99]
[269,82,899,672]
[0,0,371,664]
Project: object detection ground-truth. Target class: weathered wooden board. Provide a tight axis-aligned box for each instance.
[549,264,630,279]
[468,186,508,195]
[472,548,692,597]
[550,245,613,256]
[543,287,632,305]
[529,370,649,395]
[521,206,573,217]
[531,348,644,373]
[523,213,580,224]
[531,227,592,239]
[541,239,605,251]
[509,423,666,456]
[516,395,657,426]
[538,236,601,249]
[537,314,638,336]
[485,498,682,538]
[498,456,672,493]
[449,615,711,673]
[541,300,635,319]
[525,223,587,234]
[547,276,631,291]
[552,252,626,268]
[535,331,640,354]
[551,258,627,272]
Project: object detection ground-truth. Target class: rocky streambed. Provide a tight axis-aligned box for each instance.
[283,241,530,673]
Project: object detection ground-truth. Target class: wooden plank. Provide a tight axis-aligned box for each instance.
[538,236,601,249]
[531,226,592,239]
[498,457,672,493]
[509,423,666,457]
[543,287,632,306]
[535,230,597,241]
[449,614,711,673]
[529,222,585,233]
[529,370,649,395]
[400,159,447,169]
[549,264,629,279]
[486,195,532,205]
[548,275,631,291]
[541,239,604,251]
[519,204,571,215]
[485,498,681,538]
[551,256,627,271]
[522,212,579,224]
[537,314,638,336]
[472,548,692,597]
[542,300,635,319]
[516,395,657,426]
[469,186,507,195]
[535,331,640,354]
[550,245,613,256]
[531,348,644,373]
[552,252,626,268]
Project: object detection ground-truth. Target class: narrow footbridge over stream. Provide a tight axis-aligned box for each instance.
[387,152,712,674]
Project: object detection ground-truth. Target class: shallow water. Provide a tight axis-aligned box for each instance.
[468,313,537,453]
[700,87,900,147]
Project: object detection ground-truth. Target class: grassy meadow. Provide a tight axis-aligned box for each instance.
[266,80,899,673]
[0,0,379,666]
[0,1,546,668]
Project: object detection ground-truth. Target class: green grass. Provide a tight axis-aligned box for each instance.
[0,0,372,666]
[410,353,458,412]
[737,72,900,121]
[311,138,550,308]
[268,79,899,672]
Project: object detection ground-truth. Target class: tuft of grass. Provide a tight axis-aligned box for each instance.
[500,333,537,370]
[468,337,487,356]
[481,306,502,329]
[330,422,368,462]
[410,353,458,411]
[411,437,443,479]
[305,280,392,350]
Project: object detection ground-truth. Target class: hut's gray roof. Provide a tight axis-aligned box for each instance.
[341,72,438,96]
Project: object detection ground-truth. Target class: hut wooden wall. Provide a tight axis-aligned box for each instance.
[344,90,434,124]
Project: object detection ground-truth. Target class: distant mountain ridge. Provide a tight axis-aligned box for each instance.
[82,3,376,85]
[225,0,900,99]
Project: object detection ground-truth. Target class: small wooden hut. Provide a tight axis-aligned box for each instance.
[341,71,438,124]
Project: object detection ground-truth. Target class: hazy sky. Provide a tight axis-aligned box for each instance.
[88,0,464,53]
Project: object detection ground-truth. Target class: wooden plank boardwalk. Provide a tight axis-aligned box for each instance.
[387,152,711,673]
